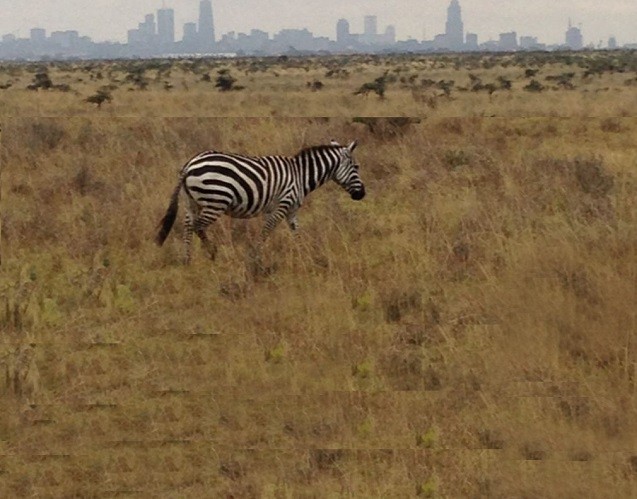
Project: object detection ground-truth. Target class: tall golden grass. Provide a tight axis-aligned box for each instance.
[1,53,637,496]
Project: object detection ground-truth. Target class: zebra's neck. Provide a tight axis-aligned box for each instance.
[294,146,341,197]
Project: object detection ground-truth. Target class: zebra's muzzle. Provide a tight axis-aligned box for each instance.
[351,188,366,201]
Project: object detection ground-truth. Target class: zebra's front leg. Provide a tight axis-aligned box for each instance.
[286,213,299,233]
[248,209,288,275]
[261,209,288,244]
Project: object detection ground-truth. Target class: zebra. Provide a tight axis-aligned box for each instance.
[155,140,365,264]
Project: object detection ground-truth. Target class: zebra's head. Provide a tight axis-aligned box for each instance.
[332,140,365,201]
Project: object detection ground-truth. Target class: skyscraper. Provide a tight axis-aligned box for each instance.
[466,33,479,50]
[336,19,350,47]
[198,0,215,52]
[363,15,378,45]
[385,26,396,45]
[565,20,583,50]
[364,16,378,37]
[157,8,175,48]
[30,28,46,43]
[142,14,156,38]
[499,32,518,51]
[445,0,464,50]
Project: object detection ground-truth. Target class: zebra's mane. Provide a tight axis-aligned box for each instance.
[294,144,341,157]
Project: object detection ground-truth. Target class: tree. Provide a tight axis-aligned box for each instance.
[27,71,53,90]
[215,69,244,92]
[85,89,113,108]
[354,73,388,99]
[523,80,544,93]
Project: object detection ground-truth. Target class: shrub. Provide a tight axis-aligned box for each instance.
[215,69,244,91]
[85,88,113,108]
[524,80,544,92]
[497,76,512,90]
[437,80,455,97]
[354,73,387,99]
[27,71,53,90]
[125,68,149,90]
[307,80,324,91]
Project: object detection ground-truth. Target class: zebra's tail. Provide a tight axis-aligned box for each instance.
[155,175,184,246]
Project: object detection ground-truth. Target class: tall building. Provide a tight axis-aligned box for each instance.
[608,36,617,49]
[465,33,478,50]
[198,0,215,52]
[565,20,583,50]
[183,22,198,48]
[157,8,175,48]
[128,13,156,49]
[445,0,464,50]
[50,30,79,49]
[30,28,46,43]
[336,19,350,47]
[364,16,378,37]
[385,26,396,45]
[142,14,156,39]
[362,15,378,45]
[499,32,518,51]
[520,36,538,50]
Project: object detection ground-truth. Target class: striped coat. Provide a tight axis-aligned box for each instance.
[156,140,365,263]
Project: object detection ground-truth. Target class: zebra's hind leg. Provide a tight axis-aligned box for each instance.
[183,212,195,265]
[196,229,217,261]
[193,207,224,263]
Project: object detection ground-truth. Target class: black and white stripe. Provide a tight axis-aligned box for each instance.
[156,140,365,263]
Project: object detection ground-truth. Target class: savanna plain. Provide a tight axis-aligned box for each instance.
[1,52,637,497]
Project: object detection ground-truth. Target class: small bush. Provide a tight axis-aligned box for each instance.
[27,71,53,90]
[85,88,113,108]
[307,80,324,91]
[524,79,544,92]
[354,73,387,99]
[497,76,512,90]
[215,69,244,91]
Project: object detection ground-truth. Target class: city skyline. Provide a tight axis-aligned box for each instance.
[0,0,634,47]
[0,0,635,60]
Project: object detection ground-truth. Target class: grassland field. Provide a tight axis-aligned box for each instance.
[1,51,637,117]
[1,51,637,497]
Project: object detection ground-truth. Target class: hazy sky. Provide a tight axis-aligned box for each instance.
[0,0,634,46]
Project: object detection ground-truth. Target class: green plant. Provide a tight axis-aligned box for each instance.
[354,73,388,99]
[215,69,244,91]
[85,88,113,108]
[524,79,544,92]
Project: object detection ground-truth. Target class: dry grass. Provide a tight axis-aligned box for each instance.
[1,51,637,117]
[1,52,637,496]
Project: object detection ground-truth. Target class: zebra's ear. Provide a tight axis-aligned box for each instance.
[347,140,358,152]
